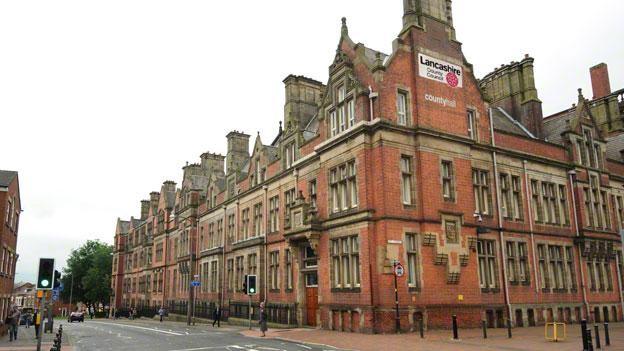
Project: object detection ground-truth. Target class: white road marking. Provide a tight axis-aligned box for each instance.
[90,321,184,336]
[297,345,312,350]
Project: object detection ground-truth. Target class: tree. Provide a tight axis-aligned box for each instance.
[60,240,113,308]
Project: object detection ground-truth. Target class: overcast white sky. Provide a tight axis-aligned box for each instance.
[1,0,622,283]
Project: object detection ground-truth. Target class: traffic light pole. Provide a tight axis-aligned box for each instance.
[248,294,252,330]
[36,294,46,351]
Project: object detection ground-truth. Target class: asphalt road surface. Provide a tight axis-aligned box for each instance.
[63,319,345,351]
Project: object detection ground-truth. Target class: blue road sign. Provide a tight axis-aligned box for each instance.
[52,290,59,301]
[191,280,200,287]
[59,282,64,292]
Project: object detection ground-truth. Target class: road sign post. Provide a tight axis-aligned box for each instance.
[393,260,404,334]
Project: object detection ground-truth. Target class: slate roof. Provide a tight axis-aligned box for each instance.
[492,107,535,139]
[0,170,17,187]
[543,110,575,145]
[606,133,624,161]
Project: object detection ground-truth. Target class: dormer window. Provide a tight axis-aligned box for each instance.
[578,128,602,169]
[329,82,356,137]
[285,142,296,169]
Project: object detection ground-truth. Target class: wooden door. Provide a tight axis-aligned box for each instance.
[305,287,318,326]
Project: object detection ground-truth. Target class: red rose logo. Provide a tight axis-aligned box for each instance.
[446,72,459,87]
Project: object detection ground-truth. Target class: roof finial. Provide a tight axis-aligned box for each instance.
[341,17,348,37]
[279,121,283,133]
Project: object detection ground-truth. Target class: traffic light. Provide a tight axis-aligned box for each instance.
[36,258,55,290]
[53,270,62,289]
[246,275,257,295]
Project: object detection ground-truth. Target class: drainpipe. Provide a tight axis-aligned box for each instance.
[489,108,512,321]
[569,170,590,318]
[522,160,540,293]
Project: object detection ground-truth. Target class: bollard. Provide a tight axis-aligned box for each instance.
[587,328,594,351]
[582,319,589,351]
[604,323,610,346]
[507,318,512,338]
[594,324,601,349]
[482,320,487,339]
[452,315,458,340]
[419,319,424,339]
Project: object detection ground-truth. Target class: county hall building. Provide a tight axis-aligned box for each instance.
[111,1,624,333]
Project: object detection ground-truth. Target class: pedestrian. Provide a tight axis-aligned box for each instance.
[258,302,267,337]
[33,309,40,338]
[158,307,165,323]
[7,305,21,342]
[212,305,221,328]
[132,307,137,320]
[89,306,94,319]
[25,312,31,328]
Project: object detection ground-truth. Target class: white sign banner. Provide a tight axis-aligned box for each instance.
[418,53,463,88]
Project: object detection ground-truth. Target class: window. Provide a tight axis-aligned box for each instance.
[241,208,250,240]
[330,161,358,214]
[285,249,293,290]
[227,258,234,292]
[442,160,454,201]
[518,242,529,283]
[559,185,570,225]
[584,129,596,168]
[248,253,258,276]
[269,196,279,233]
[405,233,419,289]
[309,180,317,209]
[269,251,280,291]
[208,223,215,249]
[587,260,597,291]
[401,156,414,205]
[201,262,209,293]
[331,236,360,289]
[501,174,511,219]
[537,244,549,289]
[542,183,558,224]
[235,256,244,291]
[253,203,263,236]
[506,241,517,283]
[601,191,610,229]
[467,110,476,139]
[330,83,355,136]
[210,261,218,292]
[156,243,163,262]
[217,219,223,247]
[473,169,491,215]
[477,240,497,289]
[330,110,337,137]
[284,188,295,222]
[500,174,523,220]
[285,142,296,169]
[565,247,577,290]
[228,214,235,243]
[397,91,408,126]
[548,246,565,290]
[512,176,523,220]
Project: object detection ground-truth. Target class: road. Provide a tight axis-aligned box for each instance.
[63,319,345,351]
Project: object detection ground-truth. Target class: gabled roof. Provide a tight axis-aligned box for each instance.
[543,89,603,145]
[0,170,17,187]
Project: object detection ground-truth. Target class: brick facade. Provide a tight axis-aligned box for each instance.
[111,1,624,333]
[0,170,21,330]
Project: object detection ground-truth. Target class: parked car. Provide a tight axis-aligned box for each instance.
[68,311,85,323]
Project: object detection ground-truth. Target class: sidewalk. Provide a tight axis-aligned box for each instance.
[0,326,73,351]
[240,322,624,351]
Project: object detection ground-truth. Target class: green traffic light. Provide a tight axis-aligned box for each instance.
[41,279,49,287]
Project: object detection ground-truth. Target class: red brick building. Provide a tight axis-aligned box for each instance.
[0,170,21,324]
[111,1,624,333]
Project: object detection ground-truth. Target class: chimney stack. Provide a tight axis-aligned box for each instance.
[140,200,150,220]
[590,63,611,99]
